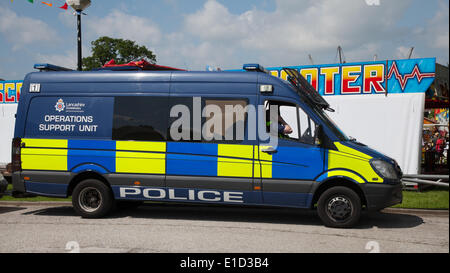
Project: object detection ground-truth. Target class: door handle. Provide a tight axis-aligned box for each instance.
[261,147,277,154]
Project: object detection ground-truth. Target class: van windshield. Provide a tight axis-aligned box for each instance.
[310,106,349,141]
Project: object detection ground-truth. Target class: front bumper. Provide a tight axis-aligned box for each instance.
[362,182,403,211]
[0,176,8,198]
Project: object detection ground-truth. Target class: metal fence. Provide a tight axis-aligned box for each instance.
[402,174,449,188]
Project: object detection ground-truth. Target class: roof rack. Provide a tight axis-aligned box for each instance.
[34,63,73,72]
[95,59,186,71]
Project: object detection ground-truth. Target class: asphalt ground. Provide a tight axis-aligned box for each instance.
[0,202,448,253]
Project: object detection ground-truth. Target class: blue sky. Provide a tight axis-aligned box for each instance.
[0,0,448,80]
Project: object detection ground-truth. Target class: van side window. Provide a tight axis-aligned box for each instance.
[298,107,318,145]
[203,99,247,142]
[168,97,247,143]
[113,96,168,141]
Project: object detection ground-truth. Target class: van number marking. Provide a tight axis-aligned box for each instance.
[29,83,41,93]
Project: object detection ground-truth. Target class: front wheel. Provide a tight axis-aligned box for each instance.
[72,179,114,218]
[317,186,362,228]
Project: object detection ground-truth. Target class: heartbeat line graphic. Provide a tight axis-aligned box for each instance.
[387,61,435,91]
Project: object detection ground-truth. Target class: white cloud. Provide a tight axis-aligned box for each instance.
[4,0,444,77]
[425,1,449,52]
[161,0,417,69]
[407,0,449,64]
[58,10,77,29]
[0,6,59,50]
[395,46,414,59]
[184,1,257,42]
[34,50,78,70]
[85,10,162,47]
[44,0,447,71]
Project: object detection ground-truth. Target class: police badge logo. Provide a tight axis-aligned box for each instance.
[55,98,65,112]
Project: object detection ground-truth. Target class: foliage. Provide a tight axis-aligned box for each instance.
[82,36,156,70]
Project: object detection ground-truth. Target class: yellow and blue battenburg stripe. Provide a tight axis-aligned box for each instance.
[20,138,381,183]
[318,142,384,184]
[21,139,261,178]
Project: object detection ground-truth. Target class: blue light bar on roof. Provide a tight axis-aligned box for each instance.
[243,64,269,74]
[34,63,73,72]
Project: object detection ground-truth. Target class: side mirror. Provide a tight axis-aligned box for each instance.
[315,125,325,147]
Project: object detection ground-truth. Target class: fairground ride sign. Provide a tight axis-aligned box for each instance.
[0,80,22,104]
[268,58,435,95]
[0,58,436,104]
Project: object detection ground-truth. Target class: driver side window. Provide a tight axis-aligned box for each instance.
[265,100,299,141]
[264,100,319,146]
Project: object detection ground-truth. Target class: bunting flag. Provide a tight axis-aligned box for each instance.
[17,0,70,11]
[59,2,68,10]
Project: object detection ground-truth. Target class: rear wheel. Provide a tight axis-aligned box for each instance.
[72,179,114,218]
[317,186,361,228]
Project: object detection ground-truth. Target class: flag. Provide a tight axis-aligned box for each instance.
[42,2,53,7]
[59,2,68,10]
[28,0,34,3]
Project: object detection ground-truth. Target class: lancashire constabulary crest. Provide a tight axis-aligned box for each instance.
[55,98,65,112]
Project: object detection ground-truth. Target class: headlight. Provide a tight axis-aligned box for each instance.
[370,159,398,179]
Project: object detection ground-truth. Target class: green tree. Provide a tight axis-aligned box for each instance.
[82,36,156,70]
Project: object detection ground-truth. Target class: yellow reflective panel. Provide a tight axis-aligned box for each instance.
[116,141,166,152]
[116,151,165,174]
[21,148,67,171]
[22,138,68,149]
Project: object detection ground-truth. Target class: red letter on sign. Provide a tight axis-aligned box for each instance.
[342,66,362,94]
[363,64,385,93]
[0,83,4,103]
[16,83,22,102]
[300,68,319,91]
[320,67,339,94]
[5,83,16,102]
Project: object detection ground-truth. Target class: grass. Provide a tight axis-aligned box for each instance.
[393,189,449,210]
[1,184,448,209]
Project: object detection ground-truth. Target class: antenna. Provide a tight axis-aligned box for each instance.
[337,46,346,64]
[308,54,314,65]
[407,47,414,59]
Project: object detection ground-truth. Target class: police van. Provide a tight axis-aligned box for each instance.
[11,62,402,228]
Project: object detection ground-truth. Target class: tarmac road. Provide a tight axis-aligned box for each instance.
[0,202,448,253]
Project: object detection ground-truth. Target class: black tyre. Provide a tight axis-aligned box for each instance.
[72,179,114,218]
[317,186,362,228]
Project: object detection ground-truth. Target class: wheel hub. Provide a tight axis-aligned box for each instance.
[327,196,352,221]
[79,187,103,213]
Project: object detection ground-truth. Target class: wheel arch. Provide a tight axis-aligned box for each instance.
[67,171,111,197]
[311,178,367,209]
